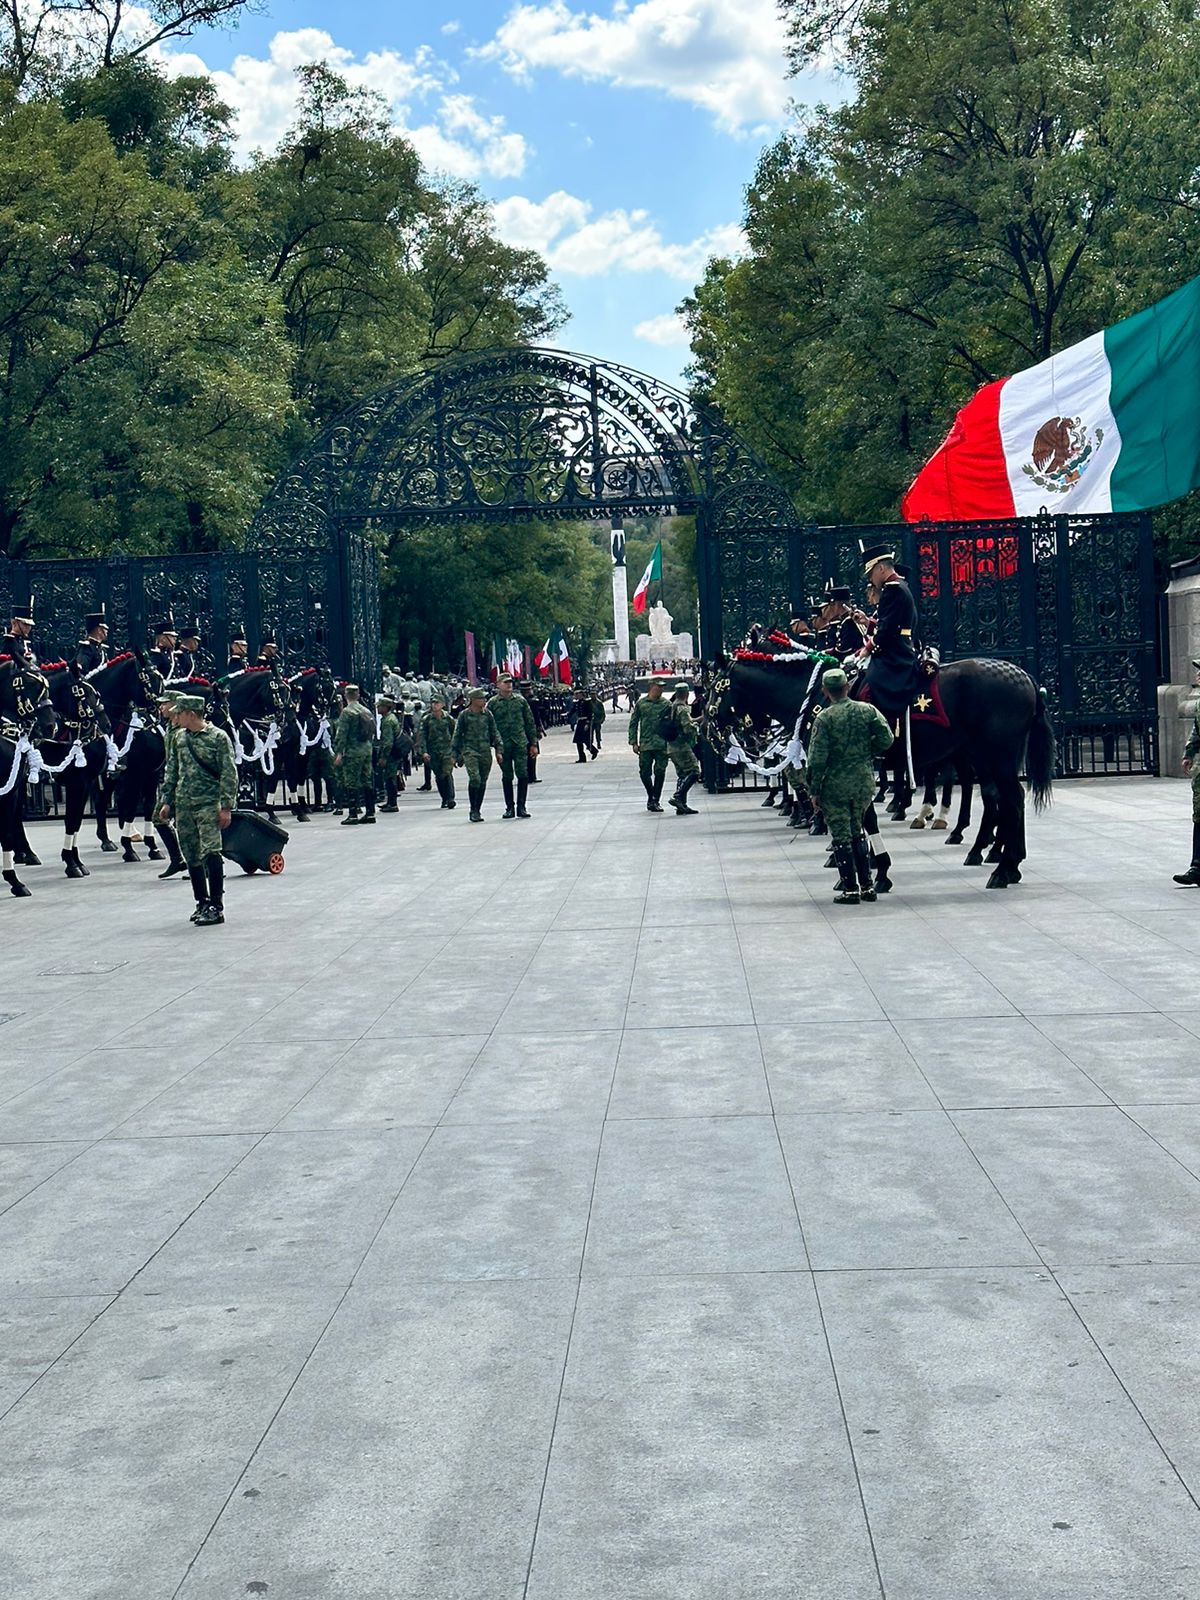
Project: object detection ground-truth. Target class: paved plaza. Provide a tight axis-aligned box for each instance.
[4,722,1200,1598]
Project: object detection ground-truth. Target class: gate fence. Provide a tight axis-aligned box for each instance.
[698,510,1159,781]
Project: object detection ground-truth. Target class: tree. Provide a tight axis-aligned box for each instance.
[1,0,254,93]
[685,0,1200,549]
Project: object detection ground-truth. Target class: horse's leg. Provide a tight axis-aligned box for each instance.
[1,789,31,896]
[965,763,1001,869]
[989,767,1027,888]
[947,762,973,845]
[61,772,88,877]
[863,802,893,893]
[910,773,936,830]
[116,769,141,861]
[931,766,953,831]
[93,775,117,851]
[144,765,165,861]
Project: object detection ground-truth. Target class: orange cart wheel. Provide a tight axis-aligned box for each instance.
[267,852,286,874]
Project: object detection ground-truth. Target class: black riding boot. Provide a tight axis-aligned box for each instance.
[361,790,376,824]
[419,762,432,791]
[808,811,827,836]
[468,782,484,822]
[381,777,399,812]
[833,844,860,904]
[156,823,186,879]
[187,863,208,922]
[195,855,224,925]
[852,837,877,901]
[643,774,657,812]
[650,769,665,813]
[502,770,516,818]
[1174,822,1200,884]
[516,774,530,818]
[779,791,794,817]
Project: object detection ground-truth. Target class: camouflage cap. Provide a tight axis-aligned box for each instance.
[174,694,206,713]
[375,693,394,706]
[467,685,487,701]
[822,667,848,692]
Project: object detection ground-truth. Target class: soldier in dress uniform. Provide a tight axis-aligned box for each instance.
[2,594,37,664]
[858,542,922,716]
[820,581,866,658]
[74,605,109,675]
[254,631,280,671]
[148,615,178,679]
[225,623,249,675]
[174,620,201,681]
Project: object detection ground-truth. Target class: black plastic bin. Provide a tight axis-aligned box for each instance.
[222,809,290,875]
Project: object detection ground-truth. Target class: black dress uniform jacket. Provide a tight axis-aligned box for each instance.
[863,579,923,716]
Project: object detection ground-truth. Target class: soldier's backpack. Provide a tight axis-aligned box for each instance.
[660,708,680,742]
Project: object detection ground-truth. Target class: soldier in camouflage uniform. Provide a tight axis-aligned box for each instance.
[628,678,672,812]
[452,684,502,822]
[665,684,701,816]
[487,673,538,819]
[375,693,403,812]
[1174,658,1200,885]
[804,667,895,904]
[421,697,457,809]
[334,683,377,825]
[157,692,237,925]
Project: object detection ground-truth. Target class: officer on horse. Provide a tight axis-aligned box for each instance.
[857,542,923,716]
[75,605,109,674]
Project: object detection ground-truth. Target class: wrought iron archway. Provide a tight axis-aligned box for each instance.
[246,346,804,659]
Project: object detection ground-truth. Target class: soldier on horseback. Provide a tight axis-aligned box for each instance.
[75,606,109,674]
[3,593,37,665]
[819,581,866,658]
[148,614,178,680]
[857,543,923,715]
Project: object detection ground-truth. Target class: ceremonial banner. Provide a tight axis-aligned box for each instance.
[464,631,477,685]
[632,541,662,614]
[554,626,572,686]
[535,635,552,676]
[902,275,1200,521]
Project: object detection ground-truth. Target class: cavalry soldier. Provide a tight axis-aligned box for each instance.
[74,605,109,674]
[309,685,343,814]
[255,631,280,671]
[148,614,178,679]
[421,696,457,809]
[174,620,201,681]
[805,667,895,904]
[452,684,502,822]
[487,672,538,819]
[2,594,36,664]
[157,691,237,926]
[665,683,701,815]
[628,677,672,812]
[859,542,922,715]
[590,689,607,752]
[820,581,866,657]
[225,623,249,675]
[333,683,377,825]
[375,693,403,812]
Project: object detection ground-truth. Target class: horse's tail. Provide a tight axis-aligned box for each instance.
[1026,685,1056,812]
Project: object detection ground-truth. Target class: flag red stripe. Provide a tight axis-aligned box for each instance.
[901,379,1015,522]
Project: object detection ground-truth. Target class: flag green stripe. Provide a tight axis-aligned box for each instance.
[1107,275,1200,512]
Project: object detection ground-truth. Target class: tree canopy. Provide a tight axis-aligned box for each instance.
[682,0,1200,556]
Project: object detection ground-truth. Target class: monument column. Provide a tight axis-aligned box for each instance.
[610,516,630,662]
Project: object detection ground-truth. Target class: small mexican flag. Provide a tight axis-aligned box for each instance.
[632,541,662,615]
[535,626,572,684]
[902,275,1200,521]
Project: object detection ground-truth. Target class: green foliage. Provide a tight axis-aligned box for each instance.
[684,0,1200,558]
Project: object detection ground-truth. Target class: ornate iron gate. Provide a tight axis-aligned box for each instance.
[0,530,380,686]
[698,510,1158,776]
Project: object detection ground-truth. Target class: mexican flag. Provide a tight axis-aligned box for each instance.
[902,275,1200,522]
[490,637,523,681]
[535,626,572,684]
[632,541,662,614]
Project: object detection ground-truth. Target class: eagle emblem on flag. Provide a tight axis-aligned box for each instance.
[1022,415,1104,493]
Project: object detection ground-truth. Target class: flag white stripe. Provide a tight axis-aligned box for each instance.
[998,331,1120,515]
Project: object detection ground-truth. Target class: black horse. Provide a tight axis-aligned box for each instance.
[0,657,58,897]
[88,651,167,862]
[711,645,1055,888]
[37,660,111,878]
[218,667,291,812]
[273,666,335,821]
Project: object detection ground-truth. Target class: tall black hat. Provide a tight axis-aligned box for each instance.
[893,562,911,582]
[229,621,247,644]
[84,602,107,632]
[824,578,852,603]
[178,618,201,642]
[860,540,896,575]
[259,629,277,648]
[11,593,34,625]
[152,609,177,638]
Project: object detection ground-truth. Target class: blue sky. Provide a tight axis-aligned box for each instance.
[164,0,836,384]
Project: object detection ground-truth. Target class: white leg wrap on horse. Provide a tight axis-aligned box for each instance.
[2,849,12,870]
[937,803,952,821]
[866,830,882,854]
[120,821,131,838]
[64,832,77,849]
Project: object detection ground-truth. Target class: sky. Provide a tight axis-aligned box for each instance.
[163,0,839,385]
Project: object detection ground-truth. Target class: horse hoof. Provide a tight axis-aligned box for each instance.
[62,852,84,880]
[931,818,948,831]
[985,845,1002,864]
[1007,865,1022,884]
[946,830,964,845]
[964,851,984,867]
[986,867,1010,889]
[3,871,30,898]
[909,818,926,829]
[875,875,892,894]
[99,839,118,853]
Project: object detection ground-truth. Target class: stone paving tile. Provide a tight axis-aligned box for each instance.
[819,1268,1200,1600]
[895,1014,1109,1107]
[0,1294,112,1415]
[608,1024,770,1119]
[175,1279,576,1600]
[443,1029,621,1123]
[0,1139,88,1213]
[526,1273,880,1600]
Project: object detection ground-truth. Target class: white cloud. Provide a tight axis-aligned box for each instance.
[162,28,529,177]
[634,311,689,346]
[492,191,743,279]
[475,0,790,133]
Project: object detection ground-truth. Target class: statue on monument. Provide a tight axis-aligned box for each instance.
[636,600,693,664]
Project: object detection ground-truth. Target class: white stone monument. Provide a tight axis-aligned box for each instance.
[635,601,694,664]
